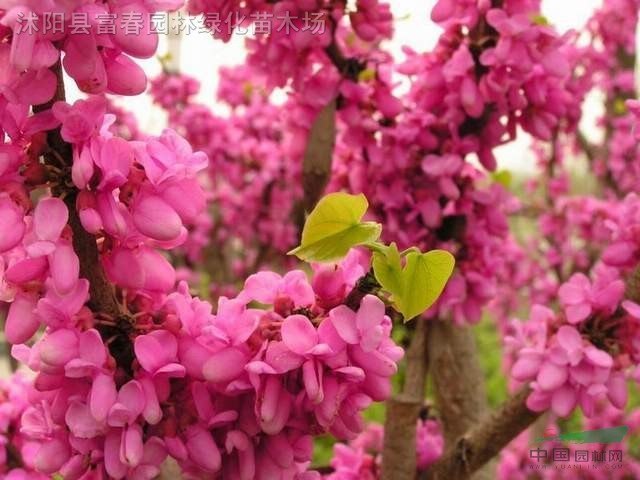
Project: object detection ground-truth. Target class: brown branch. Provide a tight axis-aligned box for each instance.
[422,387,540,480]
[324,41,366,81]
[381,319,429,480]
[344,271,379,310]
[5,433,24,469]
[426,319,493,480]
[625,266,640,303]
[34,63,120,319]
[323,15,366,82]
[65,193,120,317]
[301,99,336,213]
[291,97,337,231]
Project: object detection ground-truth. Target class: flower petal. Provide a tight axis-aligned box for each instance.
[281,314,318,355]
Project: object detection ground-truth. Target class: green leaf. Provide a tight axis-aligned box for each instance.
[372,242,403,297]
[288,192,382,263]
[530,13,549,25]
[491,169,512,188]
[394,250,455,321]
[614,97,628,115]
[358,68,376,82]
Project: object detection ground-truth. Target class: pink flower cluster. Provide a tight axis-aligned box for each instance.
[324,419,443,479]
[61,97,206,294]
[150,67,302,275]
[506,261,640,418]
[490,192,629,330]
[577,0,640,193]
[0,94,208,304]
[0,374,48,479]
[8,250,403,478]
[149,74,200,110]
[187,0,391,88]
[600,193,640,269]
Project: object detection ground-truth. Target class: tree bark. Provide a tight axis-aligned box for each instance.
[427,319,493,480]
[381,320,429,480]
[301,99,336,212]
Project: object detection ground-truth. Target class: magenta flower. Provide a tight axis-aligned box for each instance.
[135,330,186,378]
[239,270,315,308]
[558,271,624,324]
[515,322,621,417]
[5,293,39,345]
[107,380,145,427]
[52,97,107,145]
[329,295,389,353]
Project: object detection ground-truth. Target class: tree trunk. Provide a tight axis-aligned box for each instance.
[427,319,493,480]
[381,319,429,480]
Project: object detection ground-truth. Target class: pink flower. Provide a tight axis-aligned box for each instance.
[312,249,370,309]
[349,0,393,43]
[64,329,109,378]
[515,321,620,417]
[5,293,39,345]
[132,193,184,242]
[240,270,315,309]
[277,314,333,402]
[108,380,146,427]
[52,97,107,144]
[417,419,444,469]
[0,197,25,253]
[329,295,388,352]
[134,330,186,378]
[184,425,221,473]
[558,272,625,324]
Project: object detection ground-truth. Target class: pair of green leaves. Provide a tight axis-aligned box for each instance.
[288,192,455,321]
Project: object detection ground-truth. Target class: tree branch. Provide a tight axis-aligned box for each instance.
[301,99,336,213]
[323,15,366,82]
[381,319,429,480]
[422,387,540,480]
[324,41,366,81]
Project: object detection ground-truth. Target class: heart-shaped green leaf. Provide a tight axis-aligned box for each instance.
[289,192,382,263]
[393,250,455,321]
[372,242,403,298]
